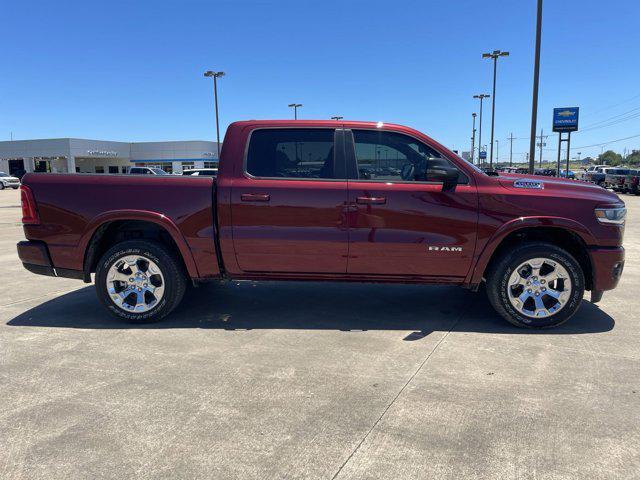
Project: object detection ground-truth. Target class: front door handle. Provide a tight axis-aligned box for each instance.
[356,196,386,205]
[241,193,271,202]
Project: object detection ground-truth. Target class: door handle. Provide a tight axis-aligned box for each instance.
[241,193,271,202]
[356,196,386,205]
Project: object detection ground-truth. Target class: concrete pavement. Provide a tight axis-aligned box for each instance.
[0,187,638,479]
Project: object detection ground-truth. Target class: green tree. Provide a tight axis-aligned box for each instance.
[598,150,623,166]
[625,150,640,165]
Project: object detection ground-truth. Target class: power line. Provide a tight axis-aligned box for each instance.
[581,92,640,118]
[569,133,640,150]
[578,105,640,132]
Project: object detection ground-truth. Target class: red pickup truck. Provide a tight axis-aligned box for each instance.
[17,120,626,328]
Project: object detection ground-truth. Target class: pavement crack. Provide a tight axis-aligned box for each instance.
[330,315,462,480]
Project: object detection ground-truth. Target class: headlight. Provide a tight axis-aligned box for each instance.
[595,207,626,225]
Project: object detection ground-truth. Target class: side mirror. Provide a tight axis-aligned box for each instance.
[436,166,459,192]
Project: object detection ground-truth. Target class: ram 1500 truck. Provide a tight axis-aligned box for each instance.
[17,120,626,328]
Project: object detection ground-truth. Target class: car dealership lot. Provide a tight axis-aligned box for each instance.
[0,188,638,479]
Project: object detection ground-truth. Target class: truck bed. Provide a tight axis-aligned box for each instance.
[21,173,221,279]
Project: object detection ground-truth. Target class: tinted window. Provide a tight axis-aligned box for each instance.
[108,166,118,174]
[352,130,461,183]
[246,129,337,179]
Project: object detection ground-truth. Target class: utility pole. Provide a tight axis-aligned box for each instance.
[288,103,303,120]
[508,133,516,166]
[471,112,477,164]
[528,0,543,174]
[473,94,490,166]
[204,70,225,158]
[536,129,548,167]
[495,139,499,164]
[483,50,510,169]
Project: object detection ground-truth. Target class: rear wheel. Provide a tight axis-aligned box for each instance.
[95,240,186,323]
[486,242,584,328]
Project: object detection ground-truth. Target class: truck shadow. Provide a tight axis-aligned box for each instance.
[7,281,615,336]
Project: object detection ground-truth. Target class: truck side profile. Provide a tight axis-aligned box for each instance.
[17,120,626,328]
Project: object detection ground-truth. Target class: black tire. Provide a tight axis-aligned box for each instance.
[0,183,4,190]
[95,240,187,323]
[486,242,585,328]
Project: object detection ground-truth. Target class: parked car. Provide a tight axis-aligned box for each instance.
[575,165,608,181]
[603,168,631,192]
[559,169,575,179]
[182,168,218,177]
[0,172,20,189]
[128,167,169,175]
[583,166,612,186]
[623,171,640,195]
[16,119,625,329]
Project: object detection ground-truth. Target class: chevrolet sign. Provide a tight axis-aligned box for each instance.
[552,107,579,132]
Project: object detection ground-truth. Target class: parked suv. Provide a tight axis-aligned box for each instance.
[128,167,169,175]
[0,172,20,189]
[623,170,640,195]
[603,168,631,192]
[182,168,218,177]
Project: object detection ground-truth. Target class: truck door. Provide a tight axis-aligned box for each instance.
[345,129,478,278]
[231,128,349,273]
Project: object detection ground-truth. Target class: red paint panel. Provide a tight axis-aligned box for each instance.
[230,177,349,273]
[346,182,478,277]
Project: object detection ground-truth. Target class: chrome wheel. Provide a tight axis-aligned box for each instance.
[106,255,165,313]
[507,257,572,318]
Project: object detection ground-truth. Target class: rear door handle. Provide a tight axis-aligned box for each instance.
[356,196,386,205]
[241,193,271,202]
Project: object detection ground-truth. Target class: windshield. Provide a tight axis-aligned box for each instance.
[0,172,9,177]
[150,168,168,175]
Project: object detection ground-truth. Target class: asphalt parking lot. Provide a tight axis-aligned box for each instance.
[1,187,639,479]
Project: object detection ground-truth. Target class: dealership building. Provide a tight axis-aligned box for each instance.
[0,138,220,175]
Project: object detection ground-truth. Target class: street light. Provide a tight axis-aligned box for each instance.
[204,70,225,158]
[473,94,490,167]
[528,0,544,174]
[331,116,343,120]
[470,113,477,164]
[482,49,509,169]
[288,103,303,120]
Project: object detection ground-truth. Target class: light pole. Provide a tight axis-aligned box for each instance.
[482,49,509,169]
[495,139,499,164]
[470,112,477,164]
[473,94,490,167]
[288,103,303,120]
[528,0,543,174]
[331,116,343,120]
[203,70,225,158]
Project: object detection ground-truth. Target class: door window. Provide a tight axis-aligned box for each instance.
[246,129,339,179]
[351,130,463,183]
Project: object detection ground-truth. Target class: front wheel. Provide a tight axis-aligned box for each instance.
[95,240,187,323]
[486,242,585,328]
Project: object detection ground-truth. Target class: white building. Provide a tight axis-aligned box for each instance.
[0,138,220,175]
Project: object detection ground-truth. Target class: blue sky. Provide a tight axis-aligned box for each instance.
[2,0,639,162]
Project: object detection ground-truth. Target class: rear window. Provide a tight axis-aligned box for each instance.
[246,128,337,179]
[609,169,629,175]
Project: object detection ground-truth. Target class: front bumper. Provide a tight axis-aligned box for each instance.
[17,240,84,280]
[588,247,625,301]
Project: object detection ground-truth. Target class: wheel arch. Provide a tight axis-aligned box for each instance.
[81,211,199,281]
[469,218,595,290]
